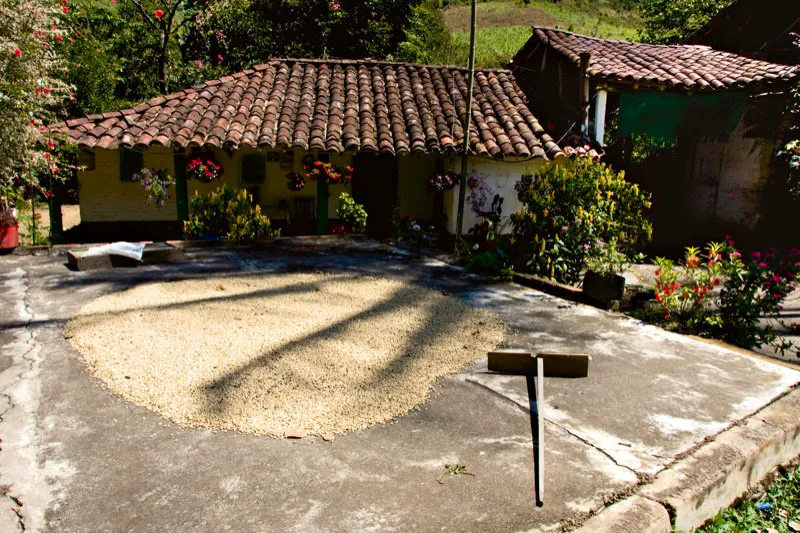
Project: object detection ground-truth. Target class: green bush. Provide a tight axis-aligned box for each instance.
[466,250,515,281]
[184,186,278,242]
[336,192,368,234]
[511,160,652,285]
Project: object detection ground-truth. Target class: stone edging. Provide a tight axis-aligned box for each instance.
[574,386,800,532]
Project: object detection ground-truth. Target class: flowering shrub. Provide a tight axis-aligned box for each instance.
[184,186,278,242]
[511,160,652,284]
[132,168,175,208]
[425,171,459,193]
[336,192,367,233]
[392,210,437,250]
[652,243,725,328]
[718,246,800,355]
[303,160,354,185]
[1,0,73,206]
[649,238,800,357]
[286,172,306,192]
[585,238,632,277]
[186,157,222,183]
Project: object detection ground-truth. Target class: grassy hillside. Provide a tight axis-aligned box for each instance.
[434,0,643,68]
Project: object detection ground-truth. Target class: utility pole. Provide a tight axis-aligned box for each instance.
[454,0,477,254]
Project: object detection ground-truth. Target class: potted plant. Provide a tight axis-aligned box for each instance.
[187,156,223,183]
[583,238,629,305]
[286,172,306,192]
[0,207,18,254]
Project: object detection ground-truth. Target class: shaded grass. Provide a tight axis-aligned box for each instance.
[695,464,800,532]
[436,0,643,68]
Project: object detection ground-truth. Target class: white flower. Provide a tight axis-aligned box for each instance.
[473,244,479,250]
[412,224,421,231]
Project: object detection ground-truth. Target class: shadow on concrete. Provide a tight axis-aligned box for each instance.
[194,273,486,429]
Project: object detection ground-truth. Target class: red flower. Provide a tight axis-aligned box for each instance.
[13,48,21,57]
[56,35,63,42]
[654,269,660,276]
[62,6,68,13]
[154,9,164,20]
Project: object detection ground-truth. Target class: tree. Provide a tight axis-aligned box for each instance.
[639,0,728,45]
[0,0,72,210]
[127,0,203,94]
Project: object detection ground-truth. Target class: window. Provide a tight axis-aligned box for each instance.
[242,154,267,184]
[119,148,144,182]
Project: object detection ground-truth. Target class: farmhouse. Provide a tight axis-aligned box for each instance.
[58,58,563,239]
[510,27,799,250]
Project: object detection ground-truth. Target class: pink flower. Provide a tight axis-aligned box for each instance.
[759,262,768,268]
[752,251,761,260]
[330,2,340,10]
[217,54,224,61]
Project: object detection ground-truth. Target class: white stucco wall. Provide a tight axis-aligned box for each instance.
[686,110,772,230]
[443,157,550,235]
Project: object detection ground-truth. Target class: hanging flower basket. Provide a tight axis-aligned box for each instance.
[187,156,223,183]
[286,172,306,192]
[303,160,354,185]
[426,171,460,193]
[132,168,175,208]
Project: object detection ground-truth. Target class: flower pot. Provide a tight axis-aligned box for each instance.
[582,270,625,305]
[0,223,19,254]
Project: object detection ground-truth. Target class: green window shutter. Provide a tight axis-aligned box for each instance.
[242,154,266,184]
[120,148,144,182]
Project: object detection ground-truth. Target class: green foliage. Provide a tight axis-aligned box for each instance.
[698,465,800,532]
[198,0,440,74]
[511,160,652,285]
[717,246,800,356]
[184,186,278,242]
[639,0,728,44]
[466,250,515,280]
[0,0,72,207]
[435,0,642,68]
[585,238,632,277]
[336,192,367,234]
[652,244,725,330]
[392,210,437,250]
[648,239,800,357]
[779,40,800,198]
[397,0,451,63]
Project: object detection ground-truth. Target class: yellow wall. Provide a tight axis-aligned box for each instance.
[396,154,438,221]
[78,147,177,223]
[187,148,353,219]
[78,147,355,223]
[78,146,548,234]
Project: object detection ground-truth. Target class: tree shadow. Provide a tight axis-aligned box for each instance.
[197,277,485,429]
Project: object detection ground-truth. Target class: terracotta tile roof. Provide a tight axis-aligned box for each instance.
[518,27,799,91]
[59,58,563,160]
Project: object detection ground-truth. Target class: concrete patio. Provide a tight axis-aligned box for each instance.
[1,241,798,532]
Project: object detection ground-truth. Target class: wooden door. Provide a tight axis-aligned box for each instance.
[352,154,399,238]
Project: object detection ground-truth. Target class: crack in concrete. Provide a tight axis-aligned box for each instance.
[0,268,38,533]
[541,417,640,477]
[759,418,789,436]
[463,377,672,472]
